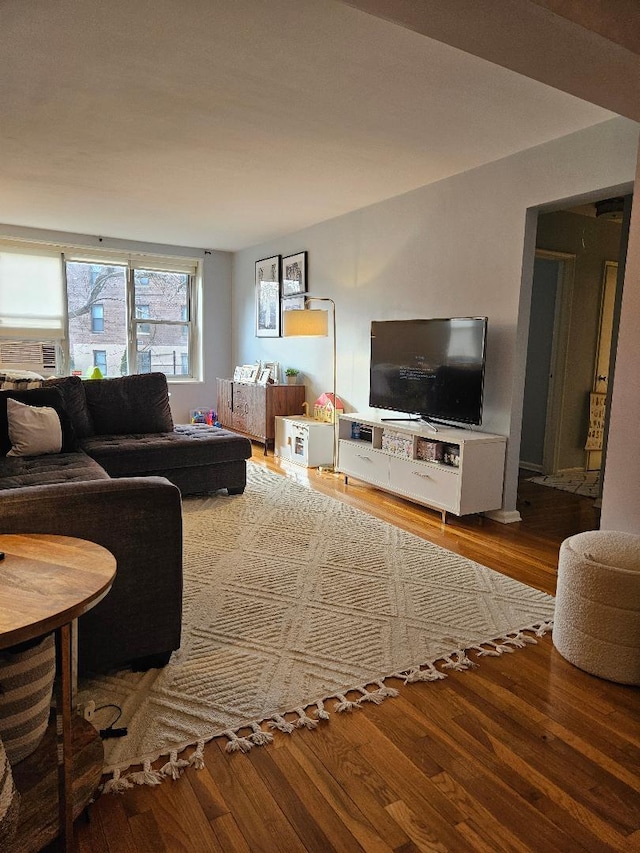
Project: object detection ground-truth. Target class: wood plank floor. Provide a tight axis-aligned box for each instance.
[72,453,639,852]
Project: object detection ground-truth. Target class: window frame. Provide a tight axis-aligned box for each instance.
[61,252,200,381]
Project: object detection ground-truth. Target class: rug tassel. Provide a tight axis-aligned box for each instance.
[189,740,206,770]
[358,682,398,704]
[224,731,254,753]
[128,759,163,787]
[442,651,476,672]
[268,714,296,734]
[334,693,361,712]
[250,723,274,745]
[404,663,447,683]
[504,632,529,649]
[294,708,319,729]
[314,701,330,721]
[160,750,190,779]
[535,621,554,637]
[375,680,399,698]
[102,769,134,795]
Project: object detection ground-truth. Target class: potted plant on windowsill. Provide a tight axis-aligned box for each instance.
[285,367,300,385]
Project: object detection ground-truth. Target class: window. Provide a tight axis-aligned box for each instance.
[91,304,105,333]
[137,350,152,373]
[1,244,199,379]
[136,304,150,335]
[63,256,198,379]
[93,350,107,376]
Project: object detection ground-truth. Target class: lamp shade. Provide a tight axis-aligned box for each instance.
[282,309,329,337]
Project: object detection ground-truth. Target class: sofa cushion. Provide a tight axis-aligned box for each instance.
[0,451,109,490]
[83,373,174,435]
[6,398,63,457]
[46,375,94,438]
[80,424,251,478]
[0,387,77,456]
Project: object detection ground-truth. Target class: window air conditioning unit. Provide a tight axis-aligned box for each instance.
[0,341,58,375]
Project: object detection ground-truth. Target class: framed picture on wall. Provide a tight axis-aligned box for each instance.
[255,255,281,337]
[282,251,307,296]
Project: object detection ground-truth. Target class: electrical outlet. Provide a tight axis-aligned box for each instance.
[82,700,96,721]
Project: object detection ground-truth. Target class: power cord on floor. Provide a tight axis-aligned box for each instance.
[95,703,128,740]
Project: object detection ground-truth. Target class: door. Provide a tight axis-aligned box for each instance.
[520,251,573,473]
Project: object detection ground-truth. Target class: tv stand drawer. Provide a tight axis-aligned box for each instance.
[338,441,389,488]
[389,457,458,511]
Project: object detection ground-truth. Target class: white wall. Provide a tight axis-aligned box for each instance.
[233,116,639,518]
[600,143,640,533]
[0,223,233,423]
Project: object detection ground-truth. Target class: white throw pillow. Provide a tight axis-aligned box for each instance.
[6,397,63,457]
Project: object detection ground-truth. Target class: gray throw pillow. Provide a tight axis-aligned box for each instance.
[83,372,174,435]
[46,375,94,438]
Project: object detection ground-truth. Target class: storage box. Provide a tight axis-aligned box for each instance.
[381,429,413,459]
[416,438,444,462]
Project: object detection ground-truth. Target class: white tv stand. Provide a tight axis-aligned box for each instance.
[337,412,506,522]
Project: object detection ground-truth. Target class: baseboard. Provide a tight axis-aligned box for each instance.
[484,508,522,524]
[519,462,542,473]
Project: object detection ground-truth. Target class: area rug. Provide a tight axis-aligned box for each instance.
[528,470,600,498]
[78,463,555,792]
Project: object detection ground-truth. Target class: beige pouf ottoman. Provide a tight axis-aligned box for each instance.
[554,530,640,685]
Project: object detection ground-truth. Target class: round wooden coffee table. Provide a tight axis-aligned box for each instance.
[0,533,116,852]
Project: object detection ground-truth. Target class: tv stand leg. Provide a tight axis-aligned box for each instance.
[441,509,447,524]
[344,475,349,485]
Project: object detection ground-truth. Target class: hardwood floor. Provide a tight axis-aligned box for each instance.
[73,452,639,852]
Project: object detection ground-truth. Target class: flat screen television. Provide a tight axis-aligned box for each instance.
[369,317,488,426]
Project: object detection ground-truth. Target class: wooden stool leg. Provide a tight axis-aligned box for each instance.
[55,623,74,852]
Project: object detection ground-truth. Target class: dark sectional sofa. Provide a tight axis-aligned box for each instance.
[0,372,251,674]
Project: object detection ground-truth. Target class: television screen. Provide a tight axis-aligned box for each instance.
[369,317,487,425]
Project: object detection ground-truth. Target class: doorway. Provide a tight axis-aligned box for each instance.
[520,200,628,483]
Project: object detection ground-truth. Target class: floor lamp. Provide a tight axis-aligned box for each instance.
[282,296,338,472]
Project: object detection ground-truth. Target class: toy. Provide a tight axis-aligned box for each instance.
[313,392,344,423]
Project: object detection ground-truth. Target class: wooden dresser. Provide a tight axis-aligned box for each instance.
[216,379,305,454]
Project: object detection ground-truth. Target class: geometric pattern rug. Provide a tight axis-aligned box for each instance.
[528,470,600,498]
[78,462,555,792]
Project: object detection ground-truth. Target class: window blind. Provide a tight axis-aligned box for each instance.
[0,248,65,339]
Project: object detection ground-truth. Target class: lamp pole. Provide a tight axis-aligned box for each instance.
[305,296,337,471]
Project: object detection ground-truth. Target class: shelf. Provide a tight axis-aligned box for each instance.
[12,716,103,852]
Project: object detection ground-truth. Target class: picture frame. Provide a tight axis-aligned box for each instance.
[282,294,306,311]
[282,251,307,296]
[263,361,280,384]
[257,367,271,385]
[247,364,260,383]
[255,255,281,337]
[233,366,243,381]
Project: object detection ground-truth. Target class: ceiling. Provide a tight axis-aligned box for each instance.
[0,0,615,251]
